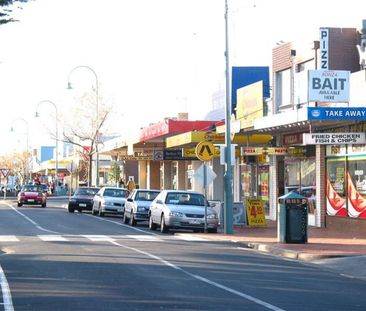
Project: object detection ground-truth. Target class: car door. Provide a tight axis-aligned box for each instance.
[93,189,103,212]
[126,190,136,217]
[150,192,164,223]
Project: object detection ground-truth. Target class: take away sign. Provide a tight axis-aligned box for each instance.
[308,70,350,103]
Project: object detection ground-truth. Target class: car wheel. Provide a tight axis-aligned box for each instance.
[123,212,129,224]
[129,214,136,226]
[17,202,22,207]
[160,215,168,233]
[208,228,218,233]
[78,209,82,213]
[68,207,74,213]
[149,215,157,230]
[98,204,104,217]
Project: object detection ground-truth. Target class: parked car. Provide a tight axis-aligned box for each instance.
[92,187,129,217]
[123,189,160,226]
[39,183,51,196]
[17,184,47,207]
[149,190,218,233]
[68,187,100,213]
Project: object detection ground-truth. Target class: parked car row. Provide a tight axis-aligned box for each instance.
[67,187,219,233]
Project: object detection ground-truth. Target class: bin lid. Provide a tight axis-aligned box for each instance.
[278,190,306,203]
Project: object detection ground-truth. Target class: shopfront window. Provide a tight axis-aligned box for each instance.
[258,165,269,215]
[346,156,366,218]
[285,157,316,214]
[326,157,347,217]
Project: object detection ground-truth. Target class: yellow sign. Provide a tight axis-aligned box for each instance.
[246,198,267,226]
[236,81,264,129]
[195,141,215,161]
[166,131,272,148]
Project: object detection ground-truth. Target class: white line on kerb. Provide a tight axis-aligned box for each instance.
[0,265,14,311]
[110,241,285,311]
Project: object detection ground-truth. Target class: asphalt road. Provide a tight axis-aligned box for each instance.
[0,198,365,311]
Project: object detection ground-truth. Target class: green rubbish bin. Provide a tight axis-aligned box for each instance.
[278,191,308,244]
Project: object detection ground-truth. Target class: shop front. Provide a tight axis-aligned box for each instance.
[326,144,366,219]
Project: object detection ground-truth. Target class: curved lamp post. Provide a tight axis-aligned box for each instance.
[10,118,30,184]
[67,65,99,187]
[36,100,59,195]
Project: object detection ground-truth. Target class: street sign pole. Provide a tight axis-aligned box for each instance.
[204,162,208,233]
[224,0,233,234]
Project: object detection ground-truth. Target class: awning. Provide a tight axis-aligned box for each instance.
[166,131,273,148]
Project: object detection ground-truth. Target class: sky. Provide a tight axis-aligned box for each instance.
[0,0,365,155]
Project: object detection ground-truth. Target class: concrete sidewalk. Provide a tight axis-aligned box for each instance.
[186,220,366,281]
[204,220,366,258]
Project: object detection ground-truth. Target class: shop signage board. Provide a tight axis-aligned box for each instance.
[119,155,153,160]
[241,147,288,155]
[183,147,220,158]
[308,107,366,120]
[319,28,329,69]
[303,133,366,145]
[163,149,192,161]
[308,70,350,103]
[246,198,266,227]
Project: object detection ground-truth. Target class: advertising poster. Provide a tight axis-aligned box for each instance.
[246,198,266,226]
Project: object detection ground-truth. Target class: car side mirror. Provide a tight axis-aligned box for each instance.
[156,199,163,204]
[127,198,133,202]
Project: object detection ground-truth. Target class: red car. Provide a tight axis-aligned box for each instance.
[17,185,47,207]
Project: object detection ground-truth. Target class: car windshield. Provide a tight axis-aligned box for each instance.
[135,191,159,201]
[75,188,99,196]
[23,186,41,192]
[165,193,205,206]
[103,188,129,198]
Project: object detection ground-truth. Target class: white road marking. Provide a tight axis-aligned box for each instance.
[109,240,285,311]
[2,202,284,310]
[0,236,19,242]
[0,265,14,311]
[38,235,68,242]
[126,235,162,242]
[83,235,116,242]
[174,234,208,241]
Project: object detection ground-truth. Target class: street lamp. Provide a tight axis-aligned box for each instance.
[10,118,30,184]
[35,100,59,195]
[224,0,233,234]
[67,65,100,187]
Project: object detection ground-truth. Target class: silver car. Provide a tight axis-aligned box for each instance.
[92,187,129,217]
[123,189,160,226]
[149,190,219,233]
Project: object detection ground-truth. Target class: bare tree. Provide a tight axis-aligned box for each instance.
[61,90,111,186]
[0,151,29,185]
[0,0,33,25]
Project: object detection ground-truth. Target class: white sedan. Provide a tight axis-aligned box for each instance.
[149,190,218,233]
[92,187,129,217]
[123,189,160,226]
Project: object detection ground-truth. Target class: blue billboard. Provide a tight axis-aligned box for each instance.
[308,107,366,120]
[231,66,270,113]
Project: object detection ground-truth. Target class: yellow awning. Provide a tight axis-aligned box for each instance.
[166,131,272,148]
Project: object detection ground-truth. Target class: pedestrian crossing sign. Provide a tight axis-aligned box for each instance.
[195,141,215,161]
